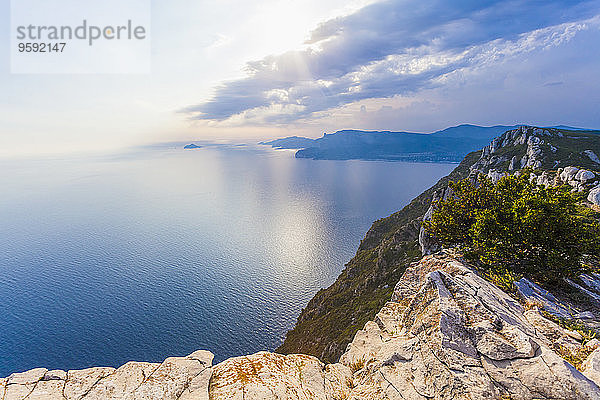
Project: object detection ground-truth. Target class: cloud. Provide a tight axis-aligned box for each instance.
[182,0,600,125]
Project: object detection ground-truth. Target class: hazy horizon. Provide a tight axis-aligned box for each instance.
[2,0,600,156]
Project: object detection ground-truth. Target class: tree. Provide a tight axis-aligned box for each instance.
[423,172,600,284]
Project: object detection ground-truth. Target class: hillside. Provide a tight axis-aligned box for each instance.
[262,124,518,161]
[278,126,600,363]
[263,124,525,162]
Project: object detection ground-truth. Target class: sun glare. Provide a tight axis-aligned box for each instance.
[247,0,381,54]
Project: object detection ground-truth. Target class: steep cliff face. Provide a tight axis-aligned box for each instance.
[277,151,482,363]
[4,254,600,399]
[277,126,600,365]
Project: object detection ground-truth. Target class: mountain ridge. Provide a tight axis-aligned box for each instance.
[261,124,593,162]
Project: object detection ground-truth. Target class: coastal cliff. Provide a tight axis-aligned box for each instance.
[279,126,600,363]
[3,126,600,399]
[3,253,600,399]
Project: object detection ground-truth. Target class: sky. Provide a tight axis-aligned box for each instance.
[1,0,600,156]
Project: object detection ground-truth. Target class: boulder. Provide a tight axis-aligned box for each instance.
[575,169,595,182]
[588,186,600,206]
[561,166,580,181]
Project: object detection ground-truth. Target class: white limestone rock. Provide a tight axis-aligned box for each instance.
[487,169,506,183]
[515,277,572,318]
[84,362,159,400]
[575,169,596,182]
[129,351,212,400]
[508,155,518,170]
[583,348,600,387]
[577,311,596,320]
[4,383,38,400]
[561,166,580,181]
[177,350,214,400]
[209,352,352,400]
[524,309,581,352]
[340,255,600,399]
[580,273,600,293]
[0,378,6,398]
[28,379,67,399]
[7,368,47,385]
[4,368,48,400]
[585,150,600,164]
[588,186,600,206]
[177,365,212,400]
[65,367,116,400]
[1,352,214,400]
[587,339,600,348]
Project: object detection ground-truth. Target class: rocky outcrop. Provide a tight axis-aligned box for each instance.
[5,254,600,400]
[1,351,212,400]
[468,126,600,179]
[209,352,352,400]
[0,350,353,400]
[340,254,600,399]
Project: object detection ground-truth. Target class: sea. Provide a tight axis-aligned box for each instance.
[0,143,455,376]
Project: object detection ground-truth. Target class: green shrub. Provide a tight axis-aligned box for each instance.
[423,172,600,284]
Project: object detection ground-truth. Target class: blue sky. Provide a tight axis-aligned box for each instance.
[1,0,600,156]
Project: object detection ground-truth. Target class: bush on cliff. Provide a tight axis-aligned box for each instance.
[423,172,599,284]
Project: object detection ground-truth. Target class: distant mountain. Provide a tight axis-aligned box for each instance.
[259,136,317,149]
[184,143,202,149]
[260,124,590,162]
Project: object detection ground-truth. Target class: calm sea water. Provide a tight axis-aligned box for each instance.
[0,144,454,376]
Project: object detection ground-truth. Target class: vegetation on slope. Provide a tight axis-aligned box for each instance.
[423,172,600,285]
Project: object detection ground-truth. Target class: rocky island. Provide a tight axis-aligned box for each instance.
[3,126,600,399]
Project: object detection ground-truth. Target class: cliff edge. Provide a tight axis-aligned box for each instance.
[3,253,600,399]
